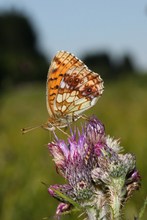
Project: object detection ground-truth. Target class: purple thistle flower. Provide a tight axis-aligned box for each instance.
[48,116,141,219]
[56,203,71,217]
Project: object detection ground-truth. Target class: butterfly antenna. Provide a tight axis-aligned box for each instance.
[65,119,73,136]
[21,125,43,134]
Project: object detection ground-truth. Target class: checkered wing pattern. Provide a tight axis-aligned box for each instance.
[46,51,104,126]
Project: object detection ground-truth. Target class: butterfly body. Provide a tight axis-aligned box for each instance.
[44,114,80,131]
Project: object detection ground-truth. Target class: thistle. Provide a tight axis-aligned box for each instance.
[48,116,141,220]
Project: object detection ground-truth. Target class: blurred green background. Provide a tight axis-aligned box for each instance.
[0,2,147,220]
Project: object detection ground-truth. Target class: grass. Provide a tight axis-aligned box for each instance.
[0,76,147,220]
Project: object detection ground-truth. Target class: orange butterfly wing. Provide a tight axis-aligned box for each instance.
[46,51,104,126]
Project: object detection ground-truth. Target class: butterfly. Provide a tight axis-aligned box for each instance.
[22,51,104,134]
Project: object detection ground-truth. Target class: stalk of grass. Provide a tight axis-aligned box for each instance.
[138,196,147,219]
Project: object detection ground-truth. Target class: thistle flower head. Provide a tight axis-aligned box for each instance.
[48,116,141,219]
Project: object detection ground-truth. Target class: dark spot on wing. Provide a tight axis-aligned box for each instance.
[54,57,61,65]
[51,68,58,73]
[50,93,56,97]
[49,77,57,81]
[55,85,59,89]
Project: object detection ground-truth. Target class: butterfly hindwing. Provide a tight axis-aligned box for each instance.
[46,51,104,126]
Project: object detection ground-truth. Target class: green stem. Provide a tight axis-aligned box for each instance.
[138,196,147,219]
[86,206,98,220]
[86,206,107,220]
[86,193,108,220]
[109,178,125,220]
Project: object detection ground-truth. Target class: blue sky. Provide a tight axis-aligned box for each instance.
[0,0,147,70]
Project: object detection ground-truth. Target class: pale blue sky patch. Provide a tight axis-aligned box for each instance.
[0,0,147,70]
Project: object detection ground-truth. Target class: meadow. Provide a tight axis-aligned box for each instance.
[0,75,147,220]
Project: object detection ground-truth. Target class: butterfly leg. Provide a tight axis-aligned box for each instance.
[56,126,70,137]
[80,114,89,120]
[64,115,74,136]
[73,113,89,121]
